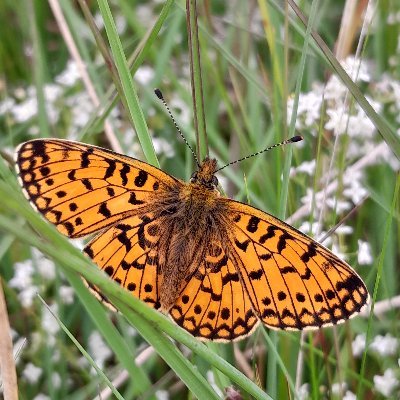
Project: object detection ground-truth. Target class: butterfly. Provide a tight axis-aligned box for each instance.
[15,139,369,341]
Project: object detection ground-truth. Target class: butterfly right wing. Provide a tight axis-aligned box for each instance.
[15,139,179,238]
[84,214,161,310]
[223,199,369,331]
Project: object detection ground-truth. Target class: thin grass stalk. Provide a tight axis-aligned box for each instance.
[186,0,209,161]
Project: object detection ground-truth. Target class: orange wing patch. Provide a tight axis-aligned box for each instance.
[15,140,177,238]
[224,199,369,330]
[84,214,161,309]
[170,241,259,341]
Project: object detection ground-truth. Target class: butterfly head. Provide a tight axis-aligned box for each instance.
[190,157,219,190]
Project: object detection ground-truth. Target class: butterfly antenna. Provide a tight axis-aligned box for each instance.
[155,89,200,167]
[216,135,303,172]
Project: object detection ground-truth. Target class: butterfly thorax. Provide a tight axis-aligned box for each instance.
[154,158,229,311]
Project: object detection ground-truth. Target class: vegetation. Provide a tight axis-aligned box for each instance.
[0,1,399,399]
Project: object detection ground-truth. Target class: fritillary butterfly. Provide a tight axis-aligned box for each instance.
[15,139,369,341]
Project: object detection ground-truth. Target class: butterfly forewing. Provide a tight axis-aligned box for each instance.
[15,140,177,238]
[223,199,369,330]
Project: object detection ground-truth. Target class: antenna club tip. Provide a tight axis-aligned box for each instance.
[290,135,303,143]
[154,88,163,100]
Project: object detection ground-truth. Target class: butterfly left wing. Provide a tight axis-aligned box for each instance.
[170,240,259,341]
[15,139,179,238]
[222,199,369,331]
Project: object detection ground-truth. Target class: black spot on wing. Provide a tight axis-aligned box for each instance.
[81,178,93,191]
[81,149,93,168]
[235,238,250,252]
[277,232,292,252]
[104,160,116,179]
[128,192,144,205]
[98,202,111,218]
[246,216,260,233]
[31,141,50,163]
[134,170,148,187]
[259,226,278,244]
[120,164,130,186]
[68,170,76,181]
[300,242,318,263]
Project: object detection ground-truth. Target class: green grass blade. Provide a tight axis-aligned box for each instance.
[96,0,159,166]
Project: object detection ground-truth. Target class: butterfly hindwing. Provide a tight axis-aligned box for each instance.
[224,199,369,331]
[15,139,178,238]
[84,215,161,309]
[170,240,259,341]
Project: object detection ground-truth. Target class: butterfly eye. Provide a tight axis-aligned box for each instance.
[190,171,198,183]
[212,176,219,187]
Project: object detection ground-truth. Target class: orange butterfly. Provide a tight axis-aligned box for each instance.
[15,138,369,341]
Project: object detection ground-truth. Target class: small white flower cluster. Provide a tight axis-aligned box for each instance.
[9,248,55,308]
[373,368,399,397]
[352,333,399,358]
[88,331,112,370]
[286,56,400,265]
[10,248,74,308]
[0,59,176,159]
[351,333,400,397]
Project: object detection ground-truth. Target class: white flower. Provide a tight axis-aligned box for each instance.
[52,372,61,389]
[11,96,37,123]
[298,383,310,400]
[88,331,112,369]
[298,221,321,237]
[135,65,155,86]
[332,381,347,395]
[125,325,137,337]
[23,363,42,384]
[343,390,357,400]
[370,334,399,357]
[155,390,169,400]
[324,106,349,136]
[33,395,51,400]
[352,333,366,357]
[33,248,56,281]
[152,137,175,158]
[18,286,39,308]
[115,14,127,34]
[357,240,373,265]
[325,75,348,102]
[9,259,38,308]
[60,285,74,305]
[341,56,371,83]
[287,86,324,130]
[56,61,81,87]
[9,260,35,291]
[0,97,15,115]
[300,188,325,215]
[331,243,347,261]
[42,304,60,345]
[374,368,399,397]
[170,96,191,126]
[93,12,104,30]
[44,84,63,102]
[325,197,351,213]
[292,159,316,176]
[335,225,353,235]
